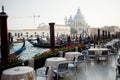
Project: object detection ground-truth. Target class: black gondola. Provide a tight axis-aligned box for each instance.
[28,39,65,48]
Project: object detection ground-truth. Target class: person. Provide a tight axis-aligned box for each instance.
[117,55,120,74]
[37,36,40,44]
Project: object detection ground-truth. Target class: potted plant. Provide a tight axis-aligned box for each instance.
[76,43,85,52]
[33,49,59,70]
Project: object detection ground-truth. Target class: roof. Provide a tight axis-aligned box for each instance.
[74,8,84,20]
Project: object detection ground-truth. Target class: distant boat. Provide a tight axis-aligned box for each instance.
[28,39,66,48]
[13,37,25,43]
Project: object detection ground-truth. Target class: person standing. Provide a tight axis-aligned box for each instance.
[36,36,40,44]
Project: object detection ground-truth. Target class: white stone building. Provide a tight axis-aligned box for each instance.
[65,8,90,37]
[37,23,70,37]
[8,23,70,39]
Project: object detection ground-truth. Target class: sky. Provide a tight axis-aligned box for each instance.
[0,0,120,29]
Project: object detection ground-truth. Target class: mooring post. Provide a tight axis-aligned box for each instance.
[0,6,9,62]
[49,23,55,50]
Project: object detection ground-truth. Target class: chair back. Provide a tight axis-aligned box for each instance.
[58,62,68,72]
[82,50,88,55]
[77,55,85,63]
[45,67,49,75]
[102,51,108,56]
[107,45,112,49]
[77,55,84,60]
[88,51,95,55]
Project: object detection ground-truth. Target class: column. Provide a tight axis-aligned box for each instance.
[49,23,55,49]
[0,6,9,62]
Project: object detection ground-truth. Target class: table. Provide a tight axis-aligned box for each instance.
[88,48,109,55]
[1,66,35,80]
[45,57,67,80]
[65,52,82,61]
[45,57,67,67]
[88,48,109,60]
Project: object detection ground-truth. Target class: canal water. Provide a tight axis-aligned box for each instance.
[0,41,50,60]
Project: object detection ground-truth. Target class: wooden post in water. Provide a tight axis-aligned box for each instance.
[0,6,9,62]
[49,23,55,49]
[108,31,110,39]
[105,31,107,39]
[94,34,96,48]
[98,28,100,41]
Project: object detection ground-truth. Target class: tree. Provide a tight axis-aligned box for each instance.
[71,27,77,34]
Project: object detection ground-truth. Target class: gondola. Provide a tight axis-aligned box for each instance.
[28,39,66,48]
[9,39,26,58]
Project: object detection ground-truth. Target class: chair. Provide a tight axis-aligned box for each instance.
[116,64,120,80]
[87,51,96,60]
[99,51,109,61]
[107,45,112,49]
[109,47,118,56]
[52,62,69,80]
[68,57,77,70]
[81,50,88,59]
[77,55,85,63]
[36,67,49,80]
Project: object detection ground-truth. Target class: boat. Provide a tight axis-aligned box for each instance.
[13,37,25,43]
[28,39,66,48]
[9,39,26,58]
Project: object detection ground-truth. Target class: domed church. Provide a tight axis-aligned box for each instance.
[65,8,90,37]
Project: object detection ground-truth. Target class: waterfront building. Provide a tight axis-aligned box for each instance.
[90,26,120,36]
[65,8,91,37]
[8,23,70,39]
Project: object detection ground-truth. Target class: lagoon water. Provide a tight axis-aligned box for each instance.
[0,41,50,60]
[18,41,50,60]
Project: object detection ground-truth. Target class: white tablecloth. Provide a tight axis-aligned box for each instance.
[45,57,67,67]
[88,48,109,55]
[88,48,109,51]
[1,66,35,80]
[65,52,82,61]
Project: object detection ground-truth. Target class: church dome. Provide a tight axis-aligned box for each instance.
[74,8,84,20]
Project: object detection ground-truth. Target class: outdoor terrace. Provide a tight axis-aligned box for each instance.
[36,50,119,80]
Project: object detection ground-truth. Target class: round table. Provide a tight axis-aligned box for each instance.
[88,48,109,51]
[65,52,82,61]
[45,57,67,67]
[88,48,109,55]
[1,66,35,80]
[88,48,109,61]
[45,57,67,80]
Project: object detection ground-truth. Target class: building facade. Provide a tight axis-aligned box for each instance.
[8,23,70,39]
[65,8,90,37]
[90,26,120,36]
